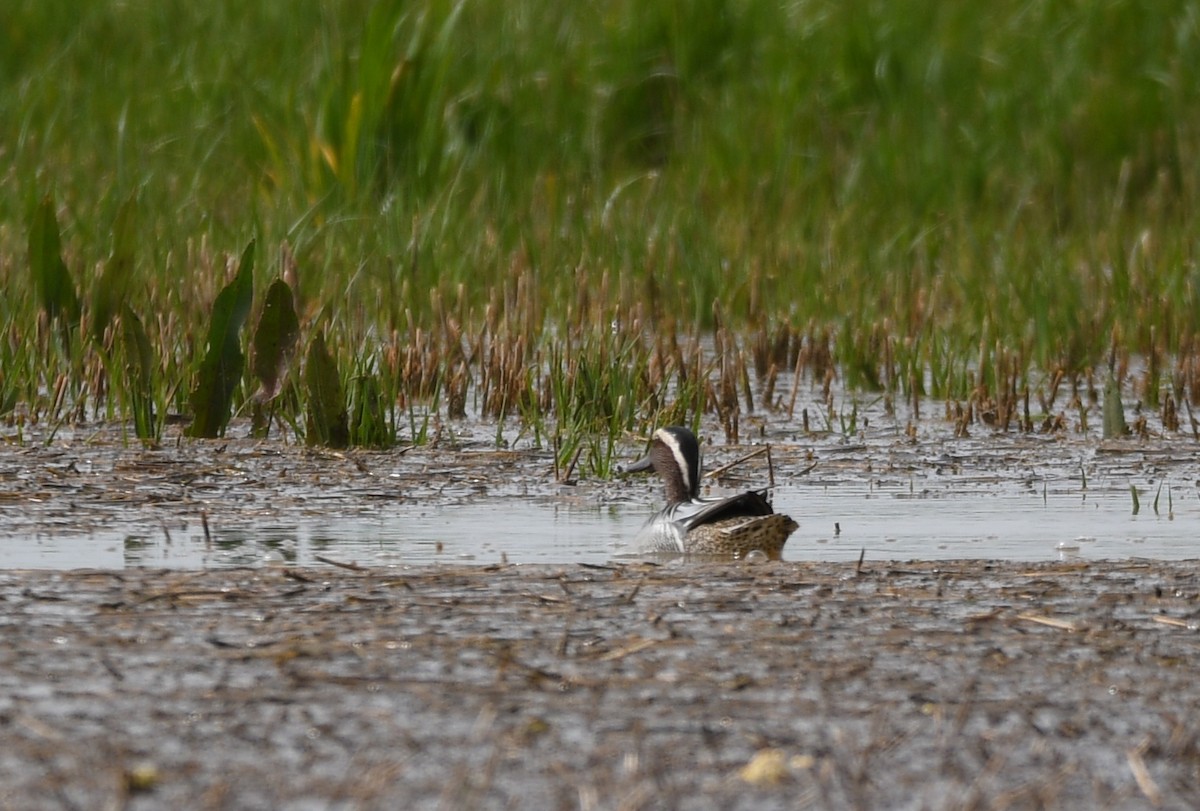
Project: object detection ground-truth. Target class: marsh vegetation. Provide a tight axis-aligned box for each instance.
[3,1,1200,474]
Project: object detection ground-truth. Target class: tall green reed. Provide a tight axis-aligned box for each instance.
[3,1,1200,447]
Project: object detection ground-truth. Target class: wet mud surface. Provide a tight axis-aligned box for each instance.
[3,560,1199,810]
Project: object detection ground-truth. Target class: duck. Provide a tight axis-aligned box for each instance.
[622,426,798,558]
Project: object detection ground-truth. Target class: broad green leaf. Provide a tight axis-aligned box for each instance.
[1102,377,1127,439]
[28,195,81,326]
[121,304,157,441]
[251,279,300,402]
[188,241,256,438]
[92,195,138,343]
[304,330,349,448]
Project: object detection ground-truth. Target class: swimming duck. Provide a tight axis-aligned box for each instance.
[623,426,798,558]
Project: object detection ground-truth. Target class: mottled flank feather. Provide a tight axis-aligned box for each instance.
[683,514,799,558]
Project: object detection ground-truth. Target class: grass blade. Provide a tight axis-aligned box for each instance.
[348,366,396,449]
[120,305,158,441]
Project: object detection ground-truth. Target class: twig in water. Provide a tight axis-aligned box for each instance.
[314,555,369,572]
[598,637,661,662]
[1016,613,1077,632]
[1127,737,1162,806]
[561,445,583,483]
[705,445,770,479]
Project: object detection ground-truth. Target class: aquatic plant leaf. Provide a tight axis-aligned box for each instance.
[188,242,256,438]
[91,195,137,343]
[28,195,81,326]
[120,304,157,440]
[304,330,349,448]
[1102,378,1127,439]
[251,279,300,402]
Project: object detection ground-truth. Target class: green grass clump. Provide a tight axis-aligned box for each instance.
[2,1,1200,447]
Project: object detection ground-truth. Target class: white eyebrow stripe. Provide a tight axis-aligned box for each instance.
[657,429,691,495]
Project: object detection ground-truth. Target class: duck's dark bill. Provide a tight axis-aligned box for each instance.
[619,454,654,474]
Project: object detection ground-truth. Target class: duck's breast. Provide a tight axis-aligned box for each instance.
[632,514,687,553]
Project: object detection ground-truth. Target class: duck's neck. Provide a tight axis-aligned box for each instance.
[661,469,693,505]
[652,440,699,504]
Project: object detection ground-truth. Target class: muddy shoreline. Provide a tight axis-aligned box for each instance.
[2,559,1198,809]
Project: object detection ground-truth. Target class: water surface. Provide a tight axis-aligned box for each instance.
[3,389,1198,569]
[4,481,1195,569]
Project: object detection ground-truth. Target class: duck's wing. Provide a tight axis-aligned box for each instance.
[675,489,775,532]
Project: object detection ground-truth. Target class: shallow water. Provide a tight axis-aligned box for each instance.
[3,382,1199,569]
[4,478,1196,569]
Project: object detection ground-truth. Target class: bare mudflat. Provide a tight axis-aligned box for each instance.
[3,559,1198,810]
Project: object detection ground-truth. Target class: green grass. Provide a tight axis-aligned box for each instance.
[2,0,1200,452]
